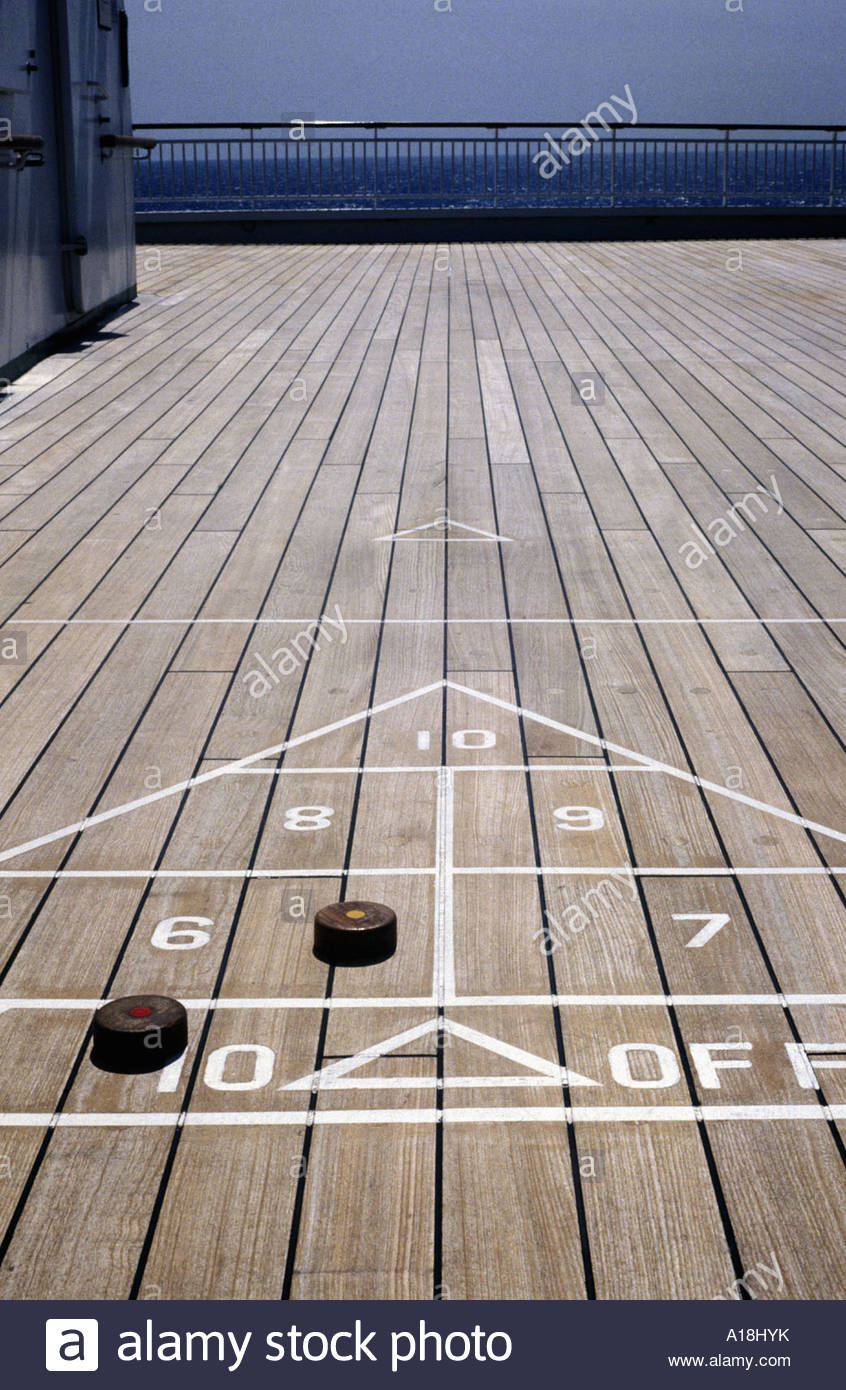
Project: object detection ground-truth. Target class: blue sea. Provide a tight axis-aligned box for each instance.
[134,137,845,213]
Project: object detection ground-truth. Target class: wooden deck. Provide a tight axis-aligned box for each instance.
[0,236,844,1300]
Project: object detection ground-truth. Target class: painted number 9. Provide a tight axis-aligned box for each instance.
[283,805,334,831]
[553,805,605,831]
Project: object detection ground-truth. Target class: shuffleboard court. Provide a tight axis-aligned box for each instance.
[0,238,844,1299]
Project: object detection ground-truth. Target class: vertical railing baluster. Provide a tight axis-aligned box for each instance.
[622,133,627,203]
[809,136,815,204]
[722,127,729,206]
[372,126,378,208]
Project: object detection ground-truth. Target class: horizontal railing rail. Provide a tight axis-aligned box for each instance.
[132,122,846,213]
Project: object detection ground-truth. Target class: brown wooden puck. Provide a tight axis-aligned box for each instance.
[313,901,397,965]
[91,994,188,1074]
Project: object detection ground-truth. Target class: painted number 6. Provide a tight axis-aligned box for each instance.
[553,805,605,831]
[151,916,212,951]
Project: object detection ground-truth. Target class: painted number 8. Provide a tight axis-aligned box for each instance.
[553,805,605,831]
[283,805,334,831]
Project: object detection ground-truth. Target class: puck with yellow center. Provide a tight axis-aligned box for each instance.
[91,994,188,1074]
[313,901,397,965]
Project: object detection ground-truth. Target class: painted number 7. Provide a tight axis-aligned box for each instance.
[673,912,731,948]
[553,805,605,831]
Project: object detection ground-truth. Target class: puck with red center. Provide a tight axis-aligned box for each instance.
[313,901,397,965]
[91,994,188,1074]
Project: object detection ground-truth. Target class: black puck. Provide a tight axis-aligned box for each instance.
[313,901,397,965]
[91,994,188,1074]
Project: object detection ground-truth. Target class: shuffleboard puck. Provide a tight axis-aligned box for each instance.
[91,994,188,1074]
[313,901,397,966]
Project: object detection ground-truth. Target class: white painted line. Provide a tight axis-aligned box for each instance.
[314,1076,563,1090]
[282,1017,599,1093]
[282,1019,439,1091]
[222,763,656,775]
[3,866,845,880]
[452,867,846,877]
[434,767,455,1006]
[3,993,844,1016]
[0,868,417,880]
[12,617,846,626]
[442,1104,846,1124]
[0,1000,104,1012]
[2,676,843,866]
[182,1111,312,1126]
[417,731,431,752]
[261,1110,441,1127]
[211,996,437,1010]
[55,1112,182,1127]
[446,1019,597,1084]
[0,681,445,865]
[2,1104,843,1128]
[375,518,513,543]
[0,1114,55,1126]
[445,679,846,847]
[449,994,799,1008]
[378,538,506,543]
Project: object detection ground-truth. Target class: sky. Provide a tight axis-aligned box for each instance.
[125,0,844,127]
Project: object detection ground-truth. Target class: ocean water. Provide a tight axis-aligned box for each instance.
[134,138,845,213]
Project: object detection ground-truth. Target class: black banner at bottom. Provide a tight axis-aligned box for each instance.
[2,1299,839,1386]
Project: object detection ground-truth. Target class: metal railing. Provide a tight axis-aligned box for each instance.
[132,122,846,213]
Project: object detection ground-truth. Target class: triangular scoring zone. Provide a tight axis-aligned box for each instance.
[375,518,513,543]
[0,677,843,866]
[280,1017,600,1092]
